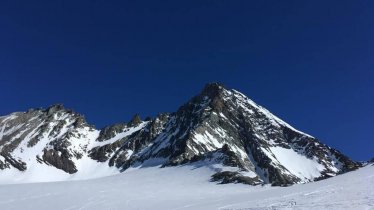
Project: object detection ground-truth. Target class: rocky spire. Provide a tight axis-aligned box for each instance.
[0,83,360,186]
[200,82,225,99]
[46,104,65,115]
[128,114,142,127]
[198,82,227,112]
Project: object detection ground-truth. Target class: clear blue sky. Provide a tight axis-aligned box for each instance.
[0,1,373,161]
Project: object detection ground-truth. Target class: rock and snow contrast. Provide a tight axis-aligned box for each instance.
[0,83,361,186]
[1,82,370,209]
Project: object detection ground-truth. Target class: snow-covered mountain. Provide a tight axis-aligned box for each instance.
[0,83,360,185]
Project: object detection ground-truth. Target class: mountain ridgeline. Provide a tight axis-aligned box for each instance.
[0,83,360,185]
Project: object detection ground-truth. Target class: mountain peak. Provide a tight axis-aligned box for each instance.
[128,114,142,127]
[46,104,66,114]
[200,82,226,99]
[0,84,360,186]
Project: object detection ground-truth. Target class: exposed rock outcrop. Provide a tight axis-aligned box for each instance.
[0,83,360,185]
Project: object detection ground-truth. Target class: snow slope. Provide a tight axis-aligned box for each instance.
[0,83,361,186]
[0,164,372,210]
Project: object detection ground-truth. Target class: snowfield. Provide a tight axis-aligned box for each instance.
[0,165,373,210]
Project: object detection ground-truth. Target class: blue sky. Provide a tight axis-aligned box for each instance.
[0,1,373,160]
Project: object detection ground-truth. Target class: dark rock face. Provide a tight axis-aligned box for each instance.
[97,123,128,142]
[0,158,9,170]
[89,142,123,163]
[42,149,77,174]
[111,83,359,185]
[109,113,170,169]
[128,114,142,127]
[0,83,361,185]
[211,171,261,185]
[0,153,27,171]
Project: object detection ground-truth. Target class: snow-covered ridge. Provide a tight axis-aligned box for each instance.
[230,89,314,138]
[0,83,361,185]
[88,121,149,149]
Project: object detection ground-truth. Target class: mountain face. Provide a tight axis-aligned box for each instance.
[0,83,360,185]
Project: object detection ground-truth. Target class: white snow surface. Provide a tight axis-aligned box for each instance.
[263,147,326,181]
[0,165,372,210]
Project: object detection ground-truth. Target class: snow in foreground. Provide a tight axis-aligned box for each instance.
[0,165,373,210]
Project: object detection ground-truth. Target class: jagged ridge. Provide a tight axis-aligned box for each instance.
[0,83,361,185]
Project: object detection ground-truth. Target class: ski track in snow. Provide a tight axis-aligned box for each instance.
[0,165,372,210]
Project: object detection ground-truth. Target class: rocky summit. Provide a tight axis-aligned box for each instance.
[0,83,360,185]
